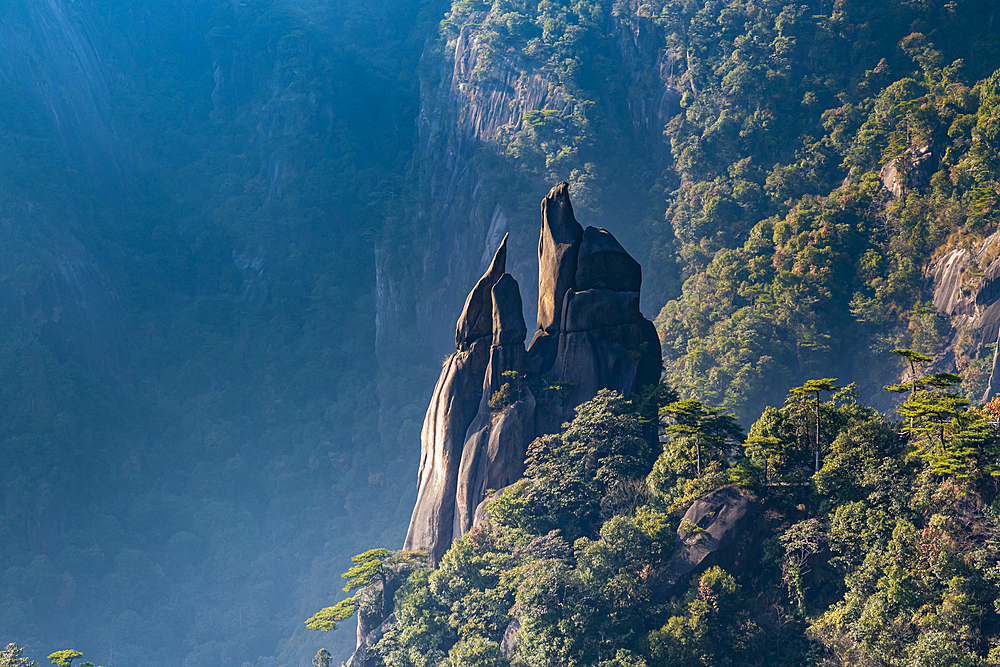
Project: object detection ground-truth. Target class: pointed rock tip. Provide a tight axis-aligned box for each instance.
[537,183,583,333]
[491,232,508,272]
[455,235,508,349]
[541,183,575,225]
[546,181,570,200]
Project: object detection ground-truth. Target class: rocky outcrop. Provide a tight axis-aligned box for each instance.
[454,272,533,538]
[880,145,934,199]
[536,183,584,335]
[500,618,521,658]
[922,231,1000,401]
[404,185,662,563]
[403,240,510,564]
[457,235,509,349]
[650,485,759,600]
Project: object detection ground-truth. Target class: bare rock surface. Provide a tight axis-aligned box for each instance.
[525,329,558,374]
[500,618,521,658]
[550,320,656,413]
[650,485,759,600]
[345,614,397,667]
[880,144,934,199]
[456,234,507,350]
[575,226,641,292]
[473,486,511,527]
[536,183,583,335]
[492,273,527,345]
[977,256,1000,308]
[560,289,641,332]
[455,391,535,536]
[907,229,1000,404]
[403,338,491,563]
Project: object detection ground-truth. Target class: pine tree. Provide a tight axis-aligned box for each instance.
[789,379,841,472]
[660,398,743,477]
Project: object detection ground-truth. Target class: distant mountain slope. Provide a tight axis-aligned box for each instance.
[384,0,1000,423]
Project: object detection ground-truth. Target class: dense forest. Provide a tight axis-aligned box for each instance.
[305,375,1000,667]
[5,0,1000,666]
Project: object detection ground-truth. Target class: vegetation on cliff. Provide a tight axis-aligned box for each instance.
[317,376,1000,667]
[431,0,1000,418]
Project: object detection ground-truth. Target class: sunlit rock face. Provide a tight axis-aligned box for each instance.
[923,230,1000,402]
[403,185,662,564]
[402,238,509,564]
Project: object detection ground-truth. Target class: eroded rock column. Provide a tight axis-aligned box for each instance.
[403,236,508,564]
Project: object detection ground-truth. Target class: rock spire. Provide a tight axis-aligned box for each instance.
[403,185,661,564]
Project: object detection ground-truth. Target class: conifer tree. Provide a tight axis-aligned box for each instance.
[660,398,742,477]
[789,379,841,472]
[893,372,1000,480]
[306,549,425,631]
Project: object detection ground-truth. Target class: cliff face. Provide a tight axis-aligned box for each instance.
[0,0,121,185]
[924,231,1000,401]
[374,1,680,458]
[403,183,661,564]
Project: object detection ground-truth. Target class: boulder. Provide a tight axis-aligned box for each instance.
[880,144,934,199]
[650,486,759,600]
[575,226,641,292]
[456,234,507,350]
[536,183,583,335]
[560,289,641,333]
[500,618,521,658]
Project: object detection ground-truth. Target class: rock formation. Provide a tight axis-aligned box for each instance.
[923,230,1000,402]
[402,237,508,564]
[649,485,760,601]
[403,184,662,563]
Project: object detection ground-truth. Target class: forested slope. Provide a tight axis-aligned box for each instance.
[312,382,1000,667]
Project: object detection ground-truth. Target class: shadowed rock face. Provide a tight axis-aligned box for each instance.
[492,274,527,346]
[575,226,641,292]
[649,485,760,601]
[404,185,661,564]
[537,183,583,334]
